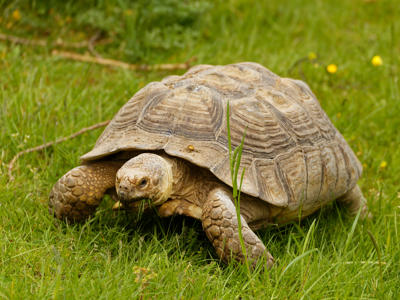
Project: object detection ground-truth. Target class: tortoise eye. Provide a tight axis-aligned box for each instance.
[138,179,147,188]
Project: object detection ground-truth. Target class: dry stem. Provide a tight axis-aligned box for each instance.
[8,120,110,181]
[0,33,113,48]
[1,33,196,70]
[51,50,197,70]
[88,30,102,58]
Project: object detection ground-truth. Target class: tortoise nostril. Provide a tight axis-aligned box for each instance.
[119,184,129,191]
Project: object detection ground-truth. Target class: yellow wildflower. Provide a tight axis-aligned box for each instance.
[380,161,387,168]
[125,9,134,16]
[327,64,337,73]
[337,112,342,118]
[308,52,317,60]
[371,55,383,66]
[12,10,21,21]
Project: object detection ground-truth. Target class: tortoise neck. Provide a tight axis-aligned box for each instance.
[161,155,221,207]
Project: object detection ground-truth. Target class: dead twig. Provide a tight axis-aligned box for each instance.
[1,33,196,70]
[0,33,113,48]
[332,261,387,265]
[51,49,197,71]
[88,30,102,58]
[8,120,110,182]
[0,33,46,46]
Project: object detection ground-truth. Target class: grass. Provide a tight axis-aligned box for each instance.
[1,0,400,298]
[227,101,251,278]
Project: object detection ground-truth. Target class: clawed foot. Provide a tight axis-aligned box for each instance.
[202,187,274,269]
[48,162,122,223]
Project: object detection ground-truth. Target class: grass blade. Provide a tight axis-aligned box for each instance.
[236,166,250,276]
[233,127,247,189]
[226,104,251,278]
[344,205,363,253]
[279,248,318,279]
[367,230,384,285]
[302,219,316,253]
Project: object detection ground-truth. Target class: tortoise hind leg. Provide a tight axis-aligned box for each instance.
[336,185,372,219]
[49,161,123,223]
[202,187,274,269]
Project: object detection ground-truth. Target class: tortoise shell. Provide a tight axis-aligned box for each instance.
[81,62,362,210]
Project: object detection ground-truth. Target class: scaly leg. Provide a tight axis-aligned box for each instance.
[48,161,123,223]
[336,185,372,219]
[202,187,274,269]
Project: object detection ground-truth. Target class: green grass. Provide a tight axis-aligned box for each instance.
[1,0,400,298]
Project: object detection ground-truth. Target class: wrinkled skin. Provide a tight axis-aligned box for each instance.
[116,154,173,210]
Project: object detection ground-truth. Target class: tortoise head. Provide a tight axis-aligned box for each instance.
[115,153,173,211]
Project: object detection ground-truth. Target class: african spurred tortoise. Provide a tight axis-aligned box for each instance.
[49,62,370,268]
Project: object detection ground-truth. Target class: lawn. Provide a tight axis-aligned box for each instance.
[1,0,399,298]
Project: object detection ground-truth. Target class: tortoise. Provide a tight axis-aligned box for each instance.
[49,62,370,268]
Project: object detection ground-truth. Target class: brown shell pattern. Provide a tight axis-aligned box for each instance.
[81,62,362,208]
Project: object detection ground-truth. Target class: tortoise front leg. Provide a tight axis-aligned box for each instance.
[48,161,123,223]
[336,185,372,219]
[157,199,202,219]
[202,187,274,269]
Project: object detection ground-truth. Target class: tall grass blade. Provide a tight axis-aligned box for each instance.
[344,205,362,253]
[236,166,250,277]
[367,230,384,285]
[303,220,316,253]
[279,248,318,279]
[238,167,246,204]
[226,101,251,278]
[233,126,247,179]
[299,260,341,300]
